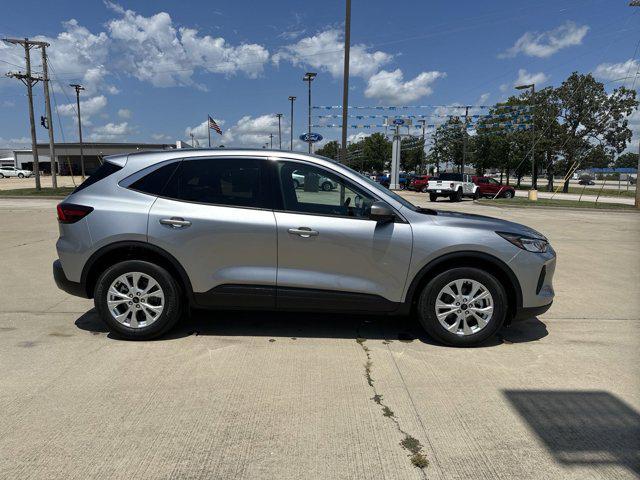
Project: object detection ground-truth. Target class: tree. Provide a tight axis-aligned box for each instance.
[316,140,339,160]
[431,117,465,172]
[361,132,391,173]
[553,72,638,192]
[615,151,639,169]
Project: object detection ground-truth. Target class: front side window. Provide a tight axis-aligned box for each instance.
[162,157,268,208]
[487,178,500,185]
[277,162,375,218]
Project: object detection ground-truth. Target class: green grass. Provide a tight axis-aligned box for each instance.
[514,185,636,198]
[477,197,637,210]
[0,187,74,197]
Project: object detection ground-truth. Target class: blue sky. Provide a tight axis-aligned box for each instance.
[0,0,638,151]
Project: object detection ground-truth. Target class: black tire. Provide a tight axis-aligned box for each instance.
[429,193,437,202]
[293,179,300,189]
[455,188,463,202]
[0,173,4,178]
[503,190,513,199]
[321,181,333,191]
[473,190,480,200]
[18,173,24,178]
[421,186,428,193]
[416,267,507,347]
[94,260,182,340]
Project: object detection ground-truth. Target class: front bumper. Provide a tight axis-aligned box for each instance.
[53,259,89,298]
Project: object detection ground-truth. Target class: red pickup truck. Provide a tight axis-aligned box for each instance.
[407,175,430,192]
[471,176,515,198]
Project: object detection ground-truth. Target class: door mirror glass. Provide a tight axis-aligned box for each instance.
[369,201,395,222]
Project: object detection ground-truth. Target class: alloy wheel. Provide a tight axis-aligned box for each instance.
[434,279,494,336]
[107,272,165,328]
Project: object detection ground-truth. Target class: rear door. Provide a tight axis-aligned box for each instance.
[146,156,277,307]
[272,160,412,309]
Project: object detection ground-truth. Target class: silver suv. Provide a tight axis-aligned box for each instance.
[53,149,556,346]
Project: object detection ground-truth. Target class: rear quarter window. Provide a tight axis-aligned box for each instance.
[73,161,123,193]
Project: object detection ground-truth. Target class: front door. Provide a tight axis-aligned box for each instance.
[273,160,413,311]
[146,156,277,308]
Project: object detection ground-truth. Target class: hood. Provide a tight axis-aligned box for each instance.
[432,210,546,239]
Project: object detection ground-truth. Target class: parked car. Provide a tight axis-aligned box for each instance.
[0,166,33,178]
[292,170,336,191]
[630,177,637,185]
[377,173,411,189]
[578,178,595,186]
[53,150,555,347]
[426,173,478,202]
[472,176,516,199]
[407,175,431,192]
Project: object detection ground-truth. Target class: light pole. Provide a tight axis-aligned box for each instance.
[69,84,85,180]
[631,0,640,208]
[276,113,283,149]
[340,0,352,164]
[303,72,317,153]
[418,119,426,174]
[288,96,296,151]
[515,83,536,200]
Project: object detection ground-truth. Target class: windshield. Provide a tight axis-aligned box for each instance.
[437,173,462,181]
[340,164,418,211]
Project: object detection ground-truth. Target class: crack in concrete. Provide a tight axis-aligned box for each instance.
[355,333,429,475]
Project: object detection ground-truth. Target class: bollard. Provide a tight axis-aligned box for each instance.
[528,189,538,201]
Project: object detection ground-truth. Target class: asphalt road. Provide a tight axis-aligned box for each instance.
[0,198,639,479]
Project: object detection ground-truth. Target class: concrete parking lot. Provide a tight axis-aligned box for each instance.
[0,197,638,479]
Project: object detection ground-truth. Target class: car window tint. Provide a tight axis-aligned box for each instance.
[129,161,180,195]
[162,157,266,208]
[277,162,375,218]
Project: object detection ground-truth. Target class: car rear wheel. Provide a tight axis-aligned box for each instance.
[503,190,513,199]
[321,181,333,191]
[94,260,182,340]
[429,193,437,202]
[18,173,24,178]
[417,267,507,346]
[0,173,4,178]
[421,186,428,193]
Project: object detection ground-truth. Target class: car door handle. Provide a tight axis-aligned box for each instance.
[160,217,191,228]
[288,227,319,238]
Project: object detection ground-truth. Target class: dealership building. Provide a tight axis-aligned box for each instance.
[9,142,176,175]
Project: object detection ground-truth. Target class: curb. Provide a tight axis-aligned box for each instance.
[474,200,639,213]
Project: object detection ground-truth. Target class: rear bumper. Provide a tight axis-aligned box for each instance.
[512,302,552,322]
[53,259,89,298]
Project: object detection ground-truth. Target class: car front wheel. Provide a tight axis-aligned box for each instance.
[321,181,333,191]
[503,190,513,199]
[417,267,507,346]
[94,260,182,340]
[429,193,437,202]
[18,173,24,178]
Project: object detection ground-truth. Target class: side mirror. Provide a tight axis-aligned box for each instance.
[370,201,395,223]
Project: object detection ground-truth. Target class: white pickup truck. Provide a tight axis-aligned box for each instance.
[426,173,478,202]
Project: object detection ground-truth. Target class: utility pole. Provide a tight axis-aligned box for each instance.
[190,132,195,147]
[288,96,296,151]
[40,43,57,188]
[418,119,426,174]
[303,72,317,153]
[515,83,537,199]
[461,106,469,175]
[69,84,85,180]
[276,113,283,149]
[269,133,274,149]
[340,0,352,164]
[631,0,640,208]
[3,38,46,190]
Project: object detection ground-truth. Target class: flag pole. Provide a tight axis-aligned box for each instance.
[207,116,211,148]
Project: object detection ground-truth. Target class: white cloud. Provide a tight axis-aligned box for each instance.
[88,121,133,141]
[364,69,446,104]
[57,95,108,123]
[500,21,589,59]
[186,114,293,148]
[117,108,131,119]
[273,28,392,78]
[513,69,549,87]
[151,133,172,141]
[0,136,31,147]
[184,118,226,143]
[106,4,270,87]
[594,59,639,83]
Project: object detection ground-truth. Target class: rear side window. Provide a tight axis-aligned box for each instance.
[73,161,122,193]
[129,162,180,195]
[161,157,269,208]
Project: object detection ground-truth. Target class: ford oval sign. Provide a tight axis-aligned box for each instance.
[299,132,323,143]
[392,118,405,125]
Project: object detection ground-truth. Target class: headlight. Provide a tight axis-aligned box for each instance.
[497,232,548,253]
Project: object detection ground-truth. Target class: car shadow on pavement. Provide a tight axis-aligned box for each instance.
[74,308,548,347]
[504,390,640,476]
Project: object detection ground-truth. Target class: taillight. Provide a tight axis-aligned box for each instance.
[57,203,94,224]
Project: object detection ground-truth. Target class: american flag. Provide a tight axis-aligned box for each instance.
[208,115,222,135]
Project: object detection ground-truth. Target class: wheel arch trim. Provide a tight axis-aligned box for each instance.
[80,241,194,301]
[403,250,523,313]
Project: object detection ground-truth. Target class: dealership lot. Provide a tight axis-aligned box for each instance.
[0,197,638,479]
